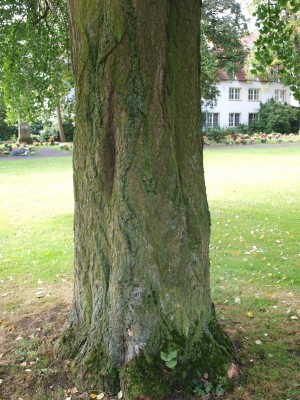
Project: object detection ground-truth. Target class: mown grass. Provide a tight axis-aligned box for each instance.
[205,146,300,400]
[0,157,74,326]
[0,146,299,399]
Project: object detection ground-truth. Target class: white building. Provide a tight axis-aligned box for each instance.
[202,68,298,130]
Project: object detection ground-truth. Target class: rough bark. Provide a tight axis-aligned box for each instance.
[56,102,66,142]
[60,1,233,398]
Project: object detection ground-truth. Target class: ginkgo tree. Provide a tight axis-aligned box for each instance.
[2,1,297,399]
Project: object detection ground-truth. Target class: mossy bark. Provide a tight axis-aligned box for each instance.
[61,1,233,398]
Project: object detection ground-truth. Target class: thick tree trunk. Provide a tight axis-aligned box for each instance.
[56,102,66,142]
[61,1,233,398]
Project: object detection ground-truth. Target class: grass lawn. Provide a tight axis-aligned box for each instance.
[205,146,300,400]
[0,146,299,399]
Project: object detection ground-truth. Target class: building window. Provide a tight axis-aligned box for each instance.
[274,89,286,103]
[270,70,279,82]
[248,113,258,124]
[229,113,240,127]
[228,72,236,81]
[202,113,219,128]
[229,88,241,100]
[248,89,260,101]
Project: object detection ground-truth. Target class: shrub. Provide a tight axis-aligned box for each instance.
[62,118,75,142]
[0,106,18,141]
[253,99,299,134]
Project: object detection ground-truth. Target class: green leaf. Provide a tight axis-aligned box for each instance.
[205,381,213,393]
[216,384,224,395]
[160,350,177,362]
[166,359,177,369]
[168,349,177,359]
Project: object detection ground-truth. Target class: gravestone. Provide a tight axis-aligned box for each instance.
[18,121,32,144]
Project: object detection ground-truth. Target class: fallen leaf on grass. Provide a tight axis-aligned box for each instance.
[69,387,78,395]
[246,311,254,318]
[1,292,12,297]
[290,316,298,321]
[227,363,239,379]
[255,340,262,345]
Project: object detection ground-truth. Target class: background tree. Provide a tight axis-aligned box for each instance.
[58,1,233,398]
[0,0,72,137]
[252,0,300,101]
[0,97,17,141]
[201,0,249,106]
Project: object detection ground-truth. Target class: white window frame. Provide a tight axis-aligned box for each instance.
[248,113,259,124]
[274,89,286,103]
[203,112,219,128]
[229,87,242,101]
[229,113,240,127]
[248,89,260,101]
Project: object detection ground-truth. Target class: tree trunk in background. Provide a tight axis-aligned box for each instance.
[56,102,66,142]
[61,1,233,398]
[18,120,32,144]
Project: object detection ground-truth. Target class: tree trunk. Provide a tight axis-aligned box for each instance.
[61,1,233,398]
[56,102,66,142]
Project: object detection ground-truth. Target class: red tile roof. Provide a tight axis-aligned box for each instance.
[217,68,269,82]
[216,35,277,82]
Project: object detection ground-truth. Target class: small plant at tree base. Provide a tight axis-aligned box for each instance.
[160,350,177,369]
[192,376,226,399]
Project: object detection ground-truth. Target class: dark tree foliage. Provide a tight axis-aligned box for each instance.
[201,0,249,106]
[0,98,17,140]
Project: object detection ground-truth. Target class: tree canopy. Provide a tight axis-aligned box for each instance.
[0,0,71,122]
[252,0,300,101]
[201,0,249,106]
[0,0,249,120]
[0,0,298,120]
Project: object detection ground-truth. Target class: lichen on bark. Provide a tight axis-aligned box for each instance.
[60,0,234,398]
